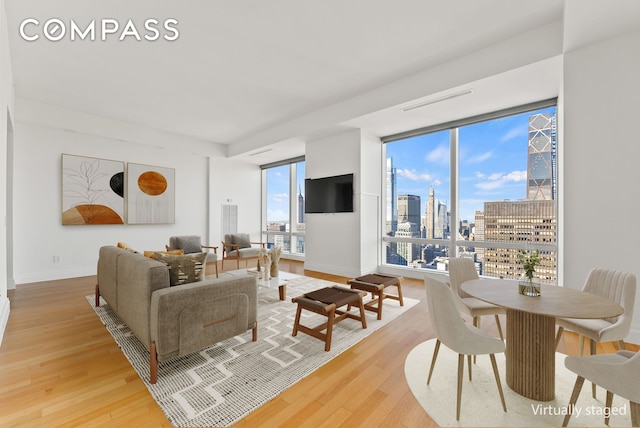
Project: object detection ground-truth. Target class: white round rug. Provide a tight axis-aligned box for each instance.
[405,339,632,427]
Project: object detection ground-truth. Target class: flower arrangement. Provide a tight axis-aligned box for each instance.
[258,248,271,267]
[269,246,282,264]
[517,249,541,280]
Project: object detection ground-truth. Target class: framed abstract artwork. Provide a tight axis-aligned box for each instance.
[127,163,175,224]
[61,154,125,225]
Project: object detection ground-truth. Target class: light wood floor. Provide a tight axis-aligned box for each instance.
[0,260,637,427]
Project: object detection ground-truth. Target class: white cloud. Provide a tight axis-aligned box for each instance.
[267,208,288,221]
[396,168,432,182]
[475,170,526,191]
[468,151,493,164]
[272,193,288,202]
[501,126,526,143]
[426,144,449,164]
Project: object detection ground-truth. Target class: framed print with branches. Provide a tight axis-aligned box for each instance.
[61,154,125,225]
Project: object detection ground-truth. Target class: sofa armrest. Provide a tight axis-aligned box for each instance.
[149,274,258,361]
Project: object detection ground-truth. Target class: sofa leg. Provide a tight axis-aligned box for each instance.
[95,284,100,307]
[252,324,258,341]
[150,341,158,384]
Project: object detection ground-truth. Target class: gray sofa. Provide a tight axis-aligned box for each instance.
[96,245,258,384]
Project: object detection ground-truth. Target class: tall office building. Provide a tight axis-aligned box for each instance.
[482,200,556,281]
[425,187,448,239]
[297,186,304,224]
[527,113,556,201]
[396,221,420,265]
[386,158,397,235]
[398,194,421,226]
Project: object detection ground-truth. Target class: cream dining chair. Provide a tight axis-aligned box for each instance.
[562,350,640,427]
[554,268,636,397]
[448,257,504,341]
[425,276,507,421]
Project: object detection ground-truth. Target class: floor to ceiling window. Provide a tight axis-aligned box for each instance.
[383,100,557,282]
[262,157,305,257]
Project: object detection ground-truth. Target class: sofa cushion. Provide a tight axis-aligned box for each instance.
[144,249,184,259]
[155,252,207,286]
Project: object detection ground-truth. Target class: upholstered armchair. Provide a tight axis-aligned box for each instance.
[168,235,219,277]
[221,233,265,270]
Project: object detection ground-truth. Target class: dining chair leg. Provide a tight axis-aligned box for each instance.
[554,326,564,349]
[495,315,504,341]
[579,334,584,356]
[618,339,626,350]
[590,339,597,398]
[467,354,472,381]
[630,401,640,427]
[489,353,507,412]
[562,375,585,427]
[427,339,441,385]
[605,390,613,426]
[457,354,464,421]
[472,317,479,364]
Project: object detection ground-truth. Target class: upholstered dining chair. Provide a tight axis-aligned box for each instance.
[554,268,636,397]
[448,257,504,341]
[168,235,219,277]
[425,276,507,421]
[562,350,640,427]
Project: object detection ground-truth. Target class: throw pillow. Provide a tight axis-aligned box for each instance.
[144,249,184,259]
[175,236,202,254]
[233,233,251,249]
[117,242,139,254]
[155,252,207,286]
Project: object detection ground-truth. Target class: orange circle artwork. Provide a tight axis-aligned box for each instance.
[138,171,168,196]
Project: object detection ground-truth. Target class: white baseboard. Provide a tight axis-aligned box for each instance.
[15,267,96,285]
[303,262,364,279]
[627,326,640,346]
[0,297,10,346]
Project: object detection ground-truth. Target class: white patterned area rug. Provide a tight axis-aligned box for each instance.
[405,339,632,427]
[88,275,417,427]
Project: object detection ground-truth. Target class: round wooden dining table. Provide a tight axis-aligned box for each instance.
[462,279,623,401]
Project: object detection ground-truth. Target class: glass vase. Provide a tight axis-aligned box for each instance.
[518,276,541,296]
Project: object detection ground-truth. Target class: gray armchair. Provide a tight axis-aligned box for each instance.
[221,233,265,270]
[168,235,219,277]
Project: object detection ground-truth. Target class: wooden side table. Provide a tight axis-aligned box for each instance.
[348,274,404,320]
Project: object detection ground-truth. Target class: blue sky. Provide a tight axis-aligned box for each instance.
[266,107,556,224]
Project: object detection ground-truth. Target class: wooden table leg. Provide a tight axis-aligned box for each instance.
[278,285,286,301]
[506,309,556,401]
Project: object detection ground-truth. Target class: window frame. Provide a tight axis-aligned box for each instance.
[381,98,558,279]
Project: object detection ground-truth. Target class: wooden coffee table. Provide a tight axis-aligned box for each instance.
[227,269,298,301]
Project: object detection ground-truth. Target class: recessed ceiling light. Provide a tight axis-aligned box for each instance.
[401,89,473,112]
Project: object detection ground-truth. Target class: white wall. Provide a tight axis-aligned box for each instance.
[304,128,381,277]
[209,156,262,247]
[562,30,640,343]
[0,0,15,344]
[12,100,221,284]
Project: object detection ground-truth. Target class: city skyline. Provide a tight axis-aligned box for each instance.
[387,107,557,223]
[265,107,557,226]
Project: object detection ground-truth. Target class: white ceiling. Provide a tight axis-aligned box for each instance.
[4,1,640,164]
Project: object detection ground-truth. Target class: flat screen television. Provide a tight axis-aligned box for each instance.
[304,173,354,213]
